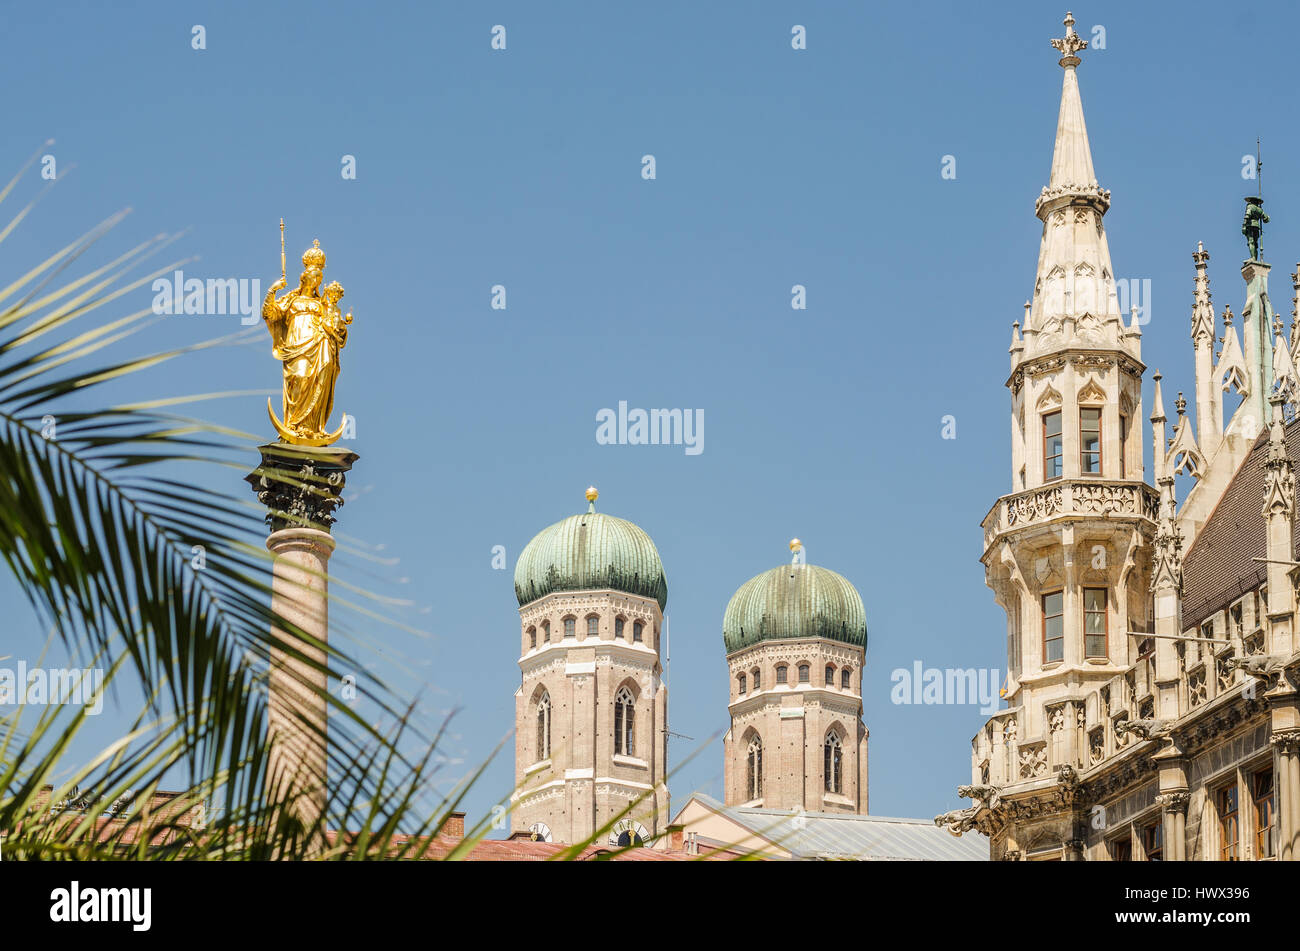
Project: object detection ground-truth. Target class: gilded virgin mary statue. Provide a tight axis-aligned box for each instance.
[262,238,352,445]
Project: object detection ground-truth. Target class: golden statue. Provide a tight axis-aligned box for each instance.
[262,227,352,446]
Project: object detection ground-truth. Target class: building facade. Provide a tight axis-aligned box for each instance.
[940,11,1300,861]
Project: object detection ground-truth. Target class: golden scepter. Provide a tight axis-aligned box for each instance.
[279,217,286,284]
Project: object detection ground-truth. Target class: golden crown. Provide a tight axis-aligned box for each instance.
[301,239,326,269]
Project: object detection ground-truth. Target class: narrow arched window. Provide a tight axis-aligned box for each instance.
[614,686,636,756]
[824,732,843,794]
[746,735,763,801]
[752,668,761,690]
[738,673,747,695]
[528,626,536,649]
[564,617,576,638]
[633,621,644,643]
[615,617,625,639]
[798,664,810,684]
[542,621,550,643]
[825,665,835,686]
[841,668,851,690]
[776,665,788,685]
[586,615,600,637]
[536,692,551,760]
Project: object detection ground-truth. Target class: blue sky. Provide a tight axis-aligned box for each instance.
[1,0,1295,827]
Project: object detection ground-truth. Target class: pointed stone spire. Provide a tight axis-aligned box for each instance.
[1027,13,1118,345]
[1046,13,1099,194]
[1262,392,1296,653]
[1191,242,1222,452]
[1167,391,1204,479]
[1217,305,1249,397]
[1150,370,1168,481]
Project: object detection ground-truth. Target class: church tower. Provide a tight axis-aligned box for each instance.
[721,541,869,814]
[969,12,1159,856]
[510,488,669,846]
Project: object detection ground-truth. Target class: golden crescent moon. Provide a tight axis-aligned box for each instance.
[267,398,346,447]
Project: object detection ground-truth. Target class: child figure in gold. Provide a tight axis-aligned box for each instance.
[262,240,349,445]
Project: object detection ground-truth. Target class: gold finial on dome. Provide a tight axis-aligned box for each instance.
[586,486,598,502]
[302,238,326,270]
[789,538,802,552]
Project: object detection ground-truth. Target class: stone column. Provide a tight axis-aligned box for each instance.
[1270,726,1300,861]
[1155,791,1189,860]
[246,442,357,842]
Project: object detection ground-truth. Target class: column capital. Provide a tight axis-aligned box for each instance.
[1155,790,1190,814]
[1271,730,1300,753]
[246,442,358,534]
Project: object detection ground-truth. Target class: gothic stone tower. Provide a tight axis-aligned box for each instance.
[967,12,1158,858]
[510,488,669,846]
[721,543,869,814]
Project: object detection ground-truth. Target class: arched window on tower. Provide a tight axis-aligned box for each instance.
[586,615,600,638]
[536,691,551,761]
[840,667,851,690]
[746,735,763,801]
[528,626,536,649]
[542,620,550,643]
[614,687,635,756]
[563,617,576,638]
[633,621,644,643]
[615,617,625,639]
[776,664,788,685]
[752,667,761,690]
[824,732,843,794]
[825,664,835,686]
[738,673,747,695]
[798,663,810,684]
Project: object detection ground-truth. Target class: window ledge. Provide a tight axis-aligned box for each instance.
[525,758,551,776]
[1085,657,1110,665]
[823,792,853,807]
[613,754,648,770]
[1040,662,1063,671]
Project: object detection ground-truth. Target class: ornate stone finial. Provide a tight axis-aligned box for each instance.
[1050,11,1087,67]
[1274,312,1285,337]
[1175,391,1187,416]
[1193,240,1209,267]
[585,485,598,512]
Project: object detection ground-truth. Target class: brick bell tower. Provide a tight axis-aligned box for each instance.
[721,540,869,814]
[510,487,669,846]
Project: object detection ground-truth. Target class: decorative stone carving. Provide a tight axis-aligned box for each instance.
[1006,486,1063,527]
[1088,728,1104,765]
[1048,705,1066,734]
[1115,717,1171,741]
[1019,743,1048,779]
[1155,791,1190,814]
[245,442,357,533]
[1271,730,1300,753]
[1226,652,1289,682]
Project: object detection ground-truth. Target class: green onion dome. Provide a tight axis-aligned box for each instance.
[722,550,867,654]
[514,488,667,611]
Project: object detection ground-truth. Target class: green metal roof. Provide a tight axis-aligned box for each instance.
[514,500,667,610]
[722,563,867,654]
